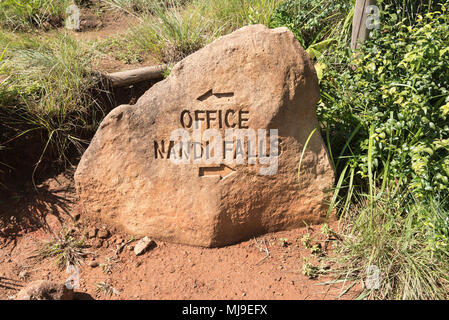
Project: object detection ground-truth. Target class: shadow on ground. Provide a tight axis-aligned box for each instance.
[0,168,77,244]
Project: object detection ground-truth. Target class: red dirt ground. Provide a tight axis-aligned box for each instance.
[0,168,361,300]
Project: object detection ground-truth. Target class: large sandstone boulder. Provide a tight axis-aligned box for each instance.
[75,24,334,247]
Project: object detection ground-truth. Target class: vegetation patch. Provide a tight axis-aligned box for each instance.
[0,31,104,188]
[37,228,89,269]
[316,0,449,299]
[270,0,353,48]
[0,0,91,31]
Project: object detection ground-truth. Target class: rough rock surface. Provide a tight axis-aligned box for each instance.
[75,24,334,247]
[16,280,73,300]
[134,237,156,256]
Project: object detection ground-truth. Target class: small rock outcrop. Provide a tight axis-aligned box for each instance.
[16,280,73,300]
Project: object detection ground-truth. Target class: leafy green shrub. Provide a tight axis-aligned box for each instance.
[380,0,444,25]
[270,0,353,47]
[302,0,449,300]
[319,5,449,202]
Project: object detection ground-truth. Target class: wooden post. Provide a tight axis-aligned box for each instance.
[351,0,378,50]
[105,64,167,88]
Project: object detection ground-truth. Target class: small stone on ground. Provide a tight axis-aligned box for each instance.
[134,237,156,256]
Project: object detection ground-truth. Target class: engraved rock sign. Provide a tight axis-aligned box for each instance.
[75,25,334,247]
